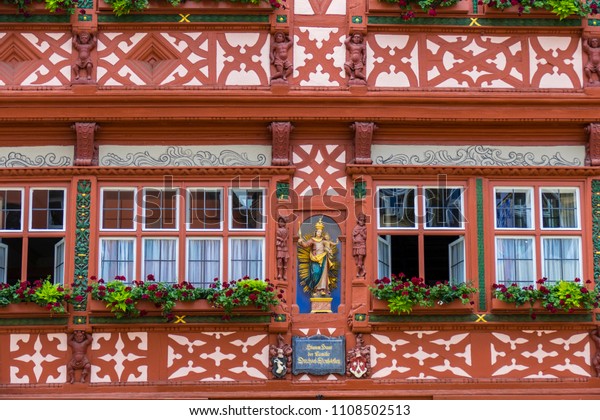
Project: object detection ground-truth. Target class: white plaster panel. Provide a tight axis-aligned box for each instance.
[99,145,271,167]
[372,144,584,167]
[0,146,73,167]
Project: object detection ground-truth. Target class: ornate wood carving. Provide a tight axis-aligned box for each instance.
[351,122,376,164]
[270,121,293,166]
[586,123,600,166]
[72,122,98,166]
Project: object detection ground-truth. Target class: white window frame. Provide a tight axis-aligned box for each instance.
[186,188,223,232]
[142,237,179,282]
[141,187,179,232]
[494,187,534,230]
[29,188,66,232]
[494,236,536,287]
[541,236,582,283]
[98,237,136,282]
[423,186,465,230]
[448,236,465,284]
[53,239,65,285]
[0,188,23,232]
[377,234,392,279]
[228,188,266,232]
[228,237,265,280]
[100,187,137,232]
[0,241,7,283]
[539,187,580,230]
[376,186,417,230]
[186,237,223,286]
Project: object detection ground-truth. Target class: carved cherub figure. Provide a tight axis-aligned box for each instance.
[67,330,93,384]
[270,32,293,82]
[344,32,366,82]
[72,31,97,81]
[584,36,600,86]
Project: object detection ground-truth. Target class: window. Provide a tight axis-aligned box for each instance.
[187,238,221,287]
[495,188,532,229]
[187,189,222,230]
[98,185,266,284]
[494,185,582,286]
[30,189,65,230]
[230,189,264,230]
[541,188,579,229]
[0,189,22,231]
[101,189,135,230]
[425,187,463,228]
[0,186,67,285]
[230,238,264,280]
[143,188,178,230]
[99,238,135,281]
[143,238,177,282]
[376,186,466,285]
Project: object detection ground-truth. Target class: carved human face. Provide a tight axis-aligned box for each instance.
[79,32,90,43]
[352,33,362,43]
[592,38,599,48]
[275,33,285,43]
[316,229,323,238]
[74,331,85,342]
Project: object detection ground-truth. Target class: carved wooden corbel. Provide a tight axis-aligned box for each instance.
[585,123,600,166]
[270,122,293,166]
[351,122,376,164]
[72,122,98,166]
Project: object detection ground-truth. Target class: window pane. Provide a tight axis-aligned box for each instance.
[102,190,134,230]
[542,238,580,283]
[188,190,222,230]
[425,188,463,228]
[495,189,532,228]
[0,190,22,230]
[231,189,263,230]
[100,239,134,281]
[378,188,416,228]
[541,189,578,229]
[377,235,391,279]
[449,238,464,284]
[143,238,177,282]
[31,190,64,230]
[187,239,220,287]
[496,238,534,286]
[230,238,263,280]
[144,189,177,230]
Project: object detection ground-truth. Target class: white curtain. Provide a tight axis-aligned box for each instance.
[100,239,134,281]
[496,238,534,286]
[543,238,580,282]
[143,238,177,283]
[230,238,263,280]
[188,239,220,286]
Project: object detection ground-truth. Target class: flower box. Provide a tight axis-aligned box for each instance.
[88,298,163,317]
[491,298,541,314]
[367,0,471,15]
[172,299,267,316]
[491,298,590,314]
[371,297,473,314]
[0,302,68,318]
